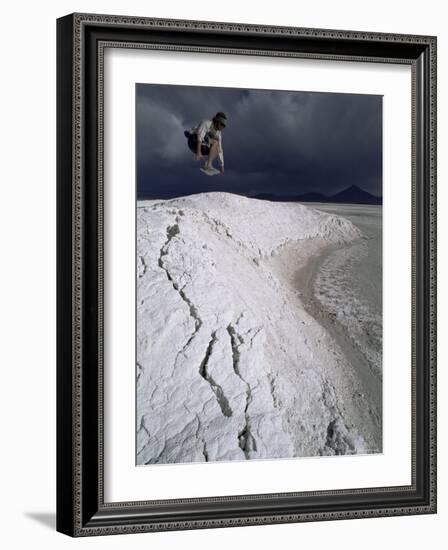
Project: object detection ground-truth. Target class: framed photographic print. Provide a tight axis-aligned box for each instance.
[56,13,437,536]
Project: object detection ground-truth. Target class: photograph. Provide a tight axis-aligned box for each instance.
[135,83,383,465]
[55,10,436,536]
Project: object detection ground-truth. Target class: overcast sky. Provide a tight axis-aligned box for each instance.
[136,83,382,200]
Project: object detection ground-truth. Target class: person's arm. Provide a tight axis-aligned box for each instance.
[218,132,224,172]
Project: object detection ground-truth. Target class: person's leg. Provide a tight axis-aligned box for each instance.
[204,139,219,168]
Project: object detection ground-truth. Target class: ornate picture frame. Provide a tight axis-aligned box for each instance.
[56,13,437,536]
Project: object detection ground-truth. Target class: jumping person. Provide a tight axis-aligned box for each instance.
[184,112,226,175]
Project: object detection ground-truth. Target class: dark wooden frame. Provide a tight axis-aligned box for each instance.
[57,13,437,537]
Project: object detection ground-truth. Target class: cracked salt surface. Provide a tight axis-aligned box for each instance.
[136,192,382,465]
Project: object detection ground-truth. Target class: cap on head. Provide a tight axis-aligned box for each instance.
[214,112,227,127]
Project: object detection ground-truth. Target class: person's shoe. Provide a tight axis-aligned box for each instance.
[200,165,219,176]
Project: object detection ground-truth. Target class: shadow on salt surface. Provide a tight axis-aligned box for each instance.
[135,449,384,468]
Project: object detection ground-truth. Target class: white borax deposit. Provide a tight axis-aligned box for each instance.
[136,192,381,465]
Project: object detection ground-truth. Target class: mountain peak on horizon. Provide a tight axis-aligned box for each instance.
[331,185,381,203]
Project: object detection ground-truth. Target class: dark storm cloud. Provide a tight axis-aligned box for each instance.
[136,83,382,199]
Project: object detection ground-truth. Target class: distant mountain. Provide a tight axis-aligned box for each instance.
[330,185,382,205]
[253,185,381,205]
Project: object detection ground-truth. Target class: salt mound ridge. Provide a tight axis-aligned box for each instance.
[137,192,377,465]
